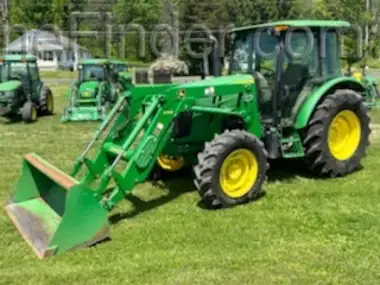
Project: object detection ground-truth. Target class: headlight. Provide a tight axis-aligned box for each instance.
[82,90,93,97]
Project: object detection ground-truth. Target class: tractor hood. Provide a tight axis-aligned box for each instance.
[79,81,100,92]
[0,80,22,92]
[79,81,100,98]
[168,74,255,97]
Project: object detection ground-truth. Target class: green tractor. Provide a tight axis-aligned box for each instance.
[0,54,54,123]
[5,20,379,258]
[61,59,129,122]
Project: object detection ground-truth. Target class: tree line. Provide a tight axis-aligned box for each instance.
[2,0,380,71]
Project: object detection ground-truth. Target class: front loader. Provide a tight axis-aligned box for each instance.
[6,20,380,258]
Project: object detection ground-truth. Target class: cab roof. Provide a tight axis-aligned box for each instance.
[110,60,127,65]
[231,20,351,32]
[80,59,128,65]
[0,54,37,62]
[80,59,109,65]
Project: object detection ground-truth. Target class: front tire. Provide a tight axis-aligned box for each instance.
[39,86,54,115]
[21,101,38,123]
[194,130,269,209]
[303,89,371,177]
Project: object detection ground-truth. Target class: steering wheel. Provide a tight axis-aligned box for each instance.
[9,72,23,81]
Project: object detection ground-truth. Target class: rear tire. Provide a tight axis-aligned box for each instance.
[39,86,54,115]
[22,101,38,123]
[194,130,269,209]
[303,89,370,177]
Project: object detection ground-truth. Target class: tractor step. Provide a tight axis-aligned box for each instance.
[280,134,305,158]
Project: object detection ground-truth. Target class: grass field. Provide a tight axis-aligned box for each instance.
[40,70,78,79]
[1,84,380,285]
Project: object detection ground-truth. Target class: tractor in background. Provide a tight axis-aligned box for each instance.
[0,54,54,123]
[61,59,130,122]
[5,20,380,258]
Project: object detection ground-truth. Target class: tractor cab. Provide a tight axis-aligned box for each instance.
[77,59,109,99]
[0,55,41,94]
[78,59,110,80]
[229,20,350,123]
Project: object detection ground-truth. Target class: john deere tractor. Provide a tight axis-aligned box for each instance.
[61,59,129,122]
[0,54,54,123]
[5,20,379,258]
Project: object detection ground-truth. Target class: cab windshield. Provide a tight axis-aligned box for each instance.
[80,64,106,81]
[0,62,29,82]
[112,64,127,74]
[229,27,322,80]
[230,29,278,74]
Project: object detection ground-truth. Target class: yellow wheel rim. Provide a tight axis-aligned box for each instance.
[31,107,37,121]
[157,155,185,172]
[47,95,53,112]
[219,149,258,198]
[328,110,361,161]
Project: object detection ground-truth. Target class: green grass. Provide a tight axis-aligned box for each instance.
[1,88,380,284]
[40,70,78,80]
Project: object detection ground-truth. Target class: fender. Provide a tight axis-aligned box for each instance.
[294,77,365,129]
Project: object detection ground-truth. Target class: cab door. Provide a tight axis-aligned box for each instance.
[28,62,42,101]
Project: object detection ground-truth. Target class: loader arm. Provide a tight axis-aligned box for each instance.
[76,93,194,210]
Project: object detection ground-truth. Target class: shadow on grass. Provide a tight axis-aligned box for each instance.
[267,158,365,182]
[267,158,315,182]
[0,116,23,125]
[109,159,365,224]
[109,167,195,225]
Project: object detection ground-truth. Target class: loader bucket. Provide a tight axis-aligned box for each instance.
[5,153,110,259]
[61,106,108,122]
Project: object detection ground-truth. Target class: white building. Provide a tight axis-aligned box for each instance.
[5,30,92,71]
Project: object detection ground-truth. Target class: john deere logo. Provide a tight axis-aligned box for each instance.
[178,90,185,98]
[83,91,91,97]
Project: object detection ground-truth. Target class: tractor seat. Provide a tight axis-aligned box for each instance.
[279,63,310,95]
[253,71,272,104]
[253,71,273,118]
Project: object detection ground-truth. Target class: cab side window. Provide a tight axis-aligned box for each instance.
[28,62,40,81]
[323,31,340,77]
